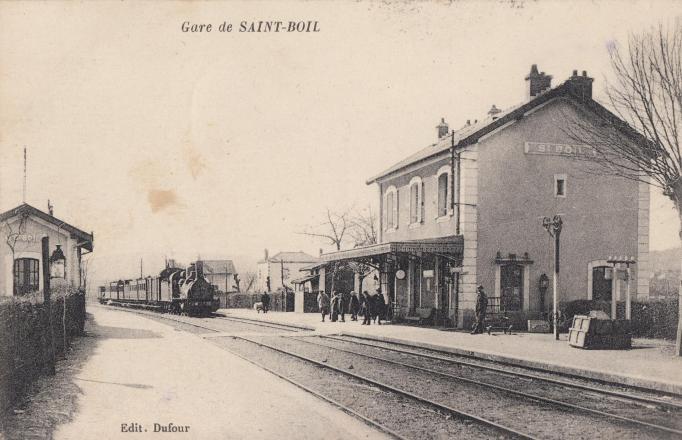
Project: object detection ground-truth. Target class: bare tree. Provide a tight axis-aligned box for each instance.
[242,271,257,292]
[564,21,682,355]
[348,206,379,293]
[298,207,350,251]
[349,206,379,247]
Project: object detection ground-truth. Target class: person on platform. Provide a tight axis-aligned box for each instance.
[340,290,351,323]
[373,290,386,325]
[471,285,488,334]
[330,291,340,322]
[349,291,360,321]
[361,291,373,325]
[261,291,271,314]
[317,291,330,322]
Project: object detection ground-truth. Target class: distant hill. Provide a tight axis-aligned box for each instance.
[650,247,682,273]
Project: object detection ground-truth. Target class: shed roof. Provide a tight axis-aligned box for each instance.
[202,260,237,274]
[0,203,94,251]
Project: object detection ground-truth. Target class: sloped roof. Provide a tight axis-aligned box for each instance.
[266,251,319,263]
[365,79,639,184]
[202,260,237,274]
[0,203,94,251]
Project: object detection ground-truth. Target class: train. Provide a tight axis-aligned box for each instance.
[99,260,220,316]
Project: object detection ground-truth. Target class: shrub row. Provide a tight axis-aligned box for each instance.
[0,289,86,413]
[558,298,678,340]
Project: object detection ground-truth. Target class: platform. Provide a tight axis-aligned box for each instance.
[219,308,682,395]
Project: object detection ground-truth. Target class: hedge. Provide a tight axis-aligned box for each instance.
[0,288,86,413]
[558,298,678,340]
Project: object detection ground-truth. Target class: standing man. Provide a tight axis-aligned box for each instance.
[261,291,271,313]
[317,290,330,322]
[471,285,488,334]
[330,291,340,322]
[349,291,360,321]
[340,290,351,323]
[373,289,386,325]
[361,291,373,325]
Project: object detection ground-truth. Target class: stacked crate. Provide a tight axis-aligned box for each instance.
[568,315,632,349]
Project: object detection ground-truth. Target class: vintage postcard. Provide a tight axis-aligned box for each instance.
[1,1,681,439]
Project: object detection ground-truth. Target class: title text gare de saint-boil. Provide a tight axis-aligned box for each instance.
[181,20,320,33]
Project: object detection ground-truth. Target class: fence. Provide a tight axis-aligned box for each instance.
[0,288,86,412]
[219,290,295,312]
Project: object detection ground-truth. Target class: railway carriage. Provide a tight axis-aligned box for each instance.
[99,260,220,316]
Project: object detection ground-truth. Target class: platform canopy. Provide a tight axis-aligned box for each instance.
[291,273,320,285]
[320,235,463,265]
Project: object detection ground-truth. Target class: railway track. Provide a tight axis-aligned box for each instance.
[234,334,680,439]
[102,306,682,439]
[294,335,682,436]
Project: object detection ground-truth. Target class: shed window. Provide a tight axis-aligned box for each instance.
[14,258,39,295]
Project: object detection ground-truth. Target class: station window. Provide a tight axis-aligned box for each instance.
[437,172,449,217]
[385,186,398,230]
[14,258,39,296]
[554,174,567,198]
[409,177,423,224]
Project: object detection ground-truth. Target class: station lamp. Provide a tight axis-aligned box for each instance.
[49,244,66,279]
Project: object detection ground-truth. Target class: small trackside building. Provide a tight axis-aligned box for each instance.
[321,65,649,330]
[0,203,94,296]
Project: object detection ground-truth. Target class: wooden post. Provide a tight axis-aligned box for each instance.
[42,237,55,375]
[611,263,618,319]
[625,264,632,320]
[553,233,560,340]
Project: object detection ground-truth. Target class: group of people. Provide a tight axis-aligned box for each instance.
[316,290,387,325]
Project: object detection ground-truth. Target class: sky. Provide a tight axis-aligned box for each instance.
[1,1,680,289]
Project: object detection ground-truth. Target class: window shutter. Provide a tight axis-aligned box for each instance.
[420,181,425,223]
[395,188,399,228]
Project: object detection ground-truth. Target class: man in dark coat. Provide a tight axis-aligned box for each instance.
[361,291,373,325]
[471,285,488,334]
[349,291,360,321]
[373,290,386,325]
[317,291,330,322]
[330,291,340,322]
[261,291,271,313]
[339,290,351,323]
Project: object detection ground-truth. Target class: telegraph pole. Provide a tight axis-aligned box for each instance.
[543,215,563,340]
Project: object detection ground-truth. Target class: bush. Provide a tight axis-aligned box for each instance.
[0,288,86,412]
[559,298,678,340]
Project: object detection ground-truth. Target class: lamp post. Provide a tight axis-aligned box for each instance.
[542,215,563,340]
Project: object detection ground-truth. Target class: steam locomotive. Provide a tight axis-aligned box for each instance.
[99,261,220,316]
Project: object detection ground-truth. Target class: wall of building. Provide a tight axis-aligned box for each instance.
[256,260,317,293]
[0,215,81,296]
[378,157,458,242]
[474,98,643,316]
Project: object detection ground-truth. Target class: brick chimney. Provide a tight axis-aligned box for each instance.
[436,118,449,139]
[566,69,593,101]
[525,64,552,99]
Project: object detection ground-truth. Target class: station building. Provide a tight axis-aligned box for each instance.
[319,65,649,329]
[0,203,94,296]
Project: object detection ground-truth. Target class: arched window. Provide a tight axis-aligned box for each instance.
[14,258,39,296]
[409,177,423,224]
[436,167,450,217]
[384,186,398,230]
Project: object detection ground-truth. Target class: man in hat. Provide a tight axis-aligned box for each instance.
[471,285,488,334]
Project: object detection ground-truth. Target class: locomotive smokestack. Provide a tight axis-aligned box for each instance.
[195,260,204,278]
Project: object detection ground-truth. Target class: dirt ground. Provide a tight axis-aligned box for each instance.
[1,307,388,440]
